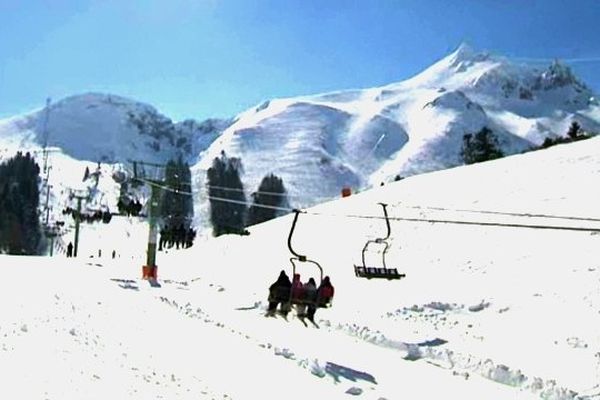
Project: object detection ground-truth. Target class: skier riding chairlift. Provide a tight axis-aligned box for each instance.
[268,209,334,320]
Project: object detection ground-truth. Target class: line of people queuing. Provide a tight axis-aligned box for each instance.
[159,225,196,250]
[267,270,335,322]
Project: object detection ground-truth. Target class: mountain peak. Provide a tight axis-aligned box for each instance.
[539,59,583,88]
[452,42,476,59]
[447,43,492,69]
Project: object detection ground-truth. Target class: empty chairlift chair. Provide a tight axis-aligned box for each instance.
[354,203,406,280]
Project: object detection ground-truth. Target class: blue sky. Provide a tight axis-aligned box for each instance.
[1,0,599,122]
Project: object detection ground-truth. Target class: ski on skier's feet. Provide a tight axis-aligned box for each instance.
[306,317,320,329]
[264,310,290,321]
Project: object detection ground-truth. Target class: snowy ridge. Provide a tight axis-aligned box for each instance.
[191,44,600,231]
[0,92,230,164]
[1,45,600,235]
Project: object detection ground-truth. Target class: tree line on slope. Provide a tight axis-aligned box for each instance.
[0,152,43,255]
[460,121,596,166]
[206,151,289,237]
[539,121,594,149]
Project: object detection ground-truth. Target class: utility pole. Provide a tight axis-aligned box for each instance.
[132,160,166,287]
[46,224,59,256]
[49,233,55,256]
[146,183,160,270]
[70,190,88,258]
[41,98,51,175]
[40,98,55,232]
[44,181,52,226]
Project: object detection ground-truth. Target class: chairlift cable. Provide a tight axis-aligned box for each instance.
[204,183,327,200]
[304,210,600,233]
[200,194,296,213]
[135,176,296,213]
[127,166,328,200]
[389,203,600,224]
[133,177,600,233]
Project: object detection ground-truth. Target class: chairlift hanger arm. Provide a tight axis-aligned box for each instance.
[361,203,392,265]
[287,209,306,261]
[290,257,323,283]
[378,202,391,240]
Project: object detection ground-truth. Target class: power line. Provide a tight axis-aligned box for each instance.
[136,164,600,224]
[128,161,336,200]
[390,203,600,224]
[136,176,296,213]
[134,176,193,195]
[133,167,326,199]
[383,215,600,233]
[307,209,600,233]
[133,177,600,233]
[204,183,311,199]
[199,194,295,213]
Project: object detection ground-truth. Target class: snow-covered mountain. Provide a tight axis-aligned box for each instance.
[195,44,600,213]
[0,93,230,230]
[1,44,599,234]
[0,92,229,164]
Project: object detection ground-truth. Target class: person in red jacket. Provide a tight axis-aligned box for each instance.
[317,276,334,307]
[291,274,304,300]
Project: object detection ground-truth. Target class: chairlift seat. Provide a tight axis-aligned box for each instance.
[355,264,405,280]
[353,203,406,281]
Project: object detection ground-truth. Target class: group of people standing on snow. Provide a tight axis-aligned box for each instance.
[267,270,335,322]
[159,225,196,250]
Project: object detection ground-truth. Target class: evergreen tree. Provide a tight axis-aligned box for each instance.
[247,173,289,226]
[160,157,193,229]
[206,151,247,236]
[461,127,504,165]
[0,152,42,254]
[567,121,581,139]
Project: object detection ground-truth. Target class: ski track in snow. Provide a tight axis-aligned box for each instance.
[152,276,591,400]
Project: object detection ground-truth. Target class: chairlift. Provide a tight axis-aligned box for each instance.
[354,203,406,280]
[279,209,333,309]
[287,209,323,284]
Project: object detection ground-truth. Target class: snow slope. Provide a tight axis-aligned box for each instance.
[2,135,600,399]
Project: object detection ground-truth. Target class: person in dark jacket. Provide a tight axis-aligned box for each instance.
[267,270,292,316]
[303,278,318,321]
[66,242,73,258]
